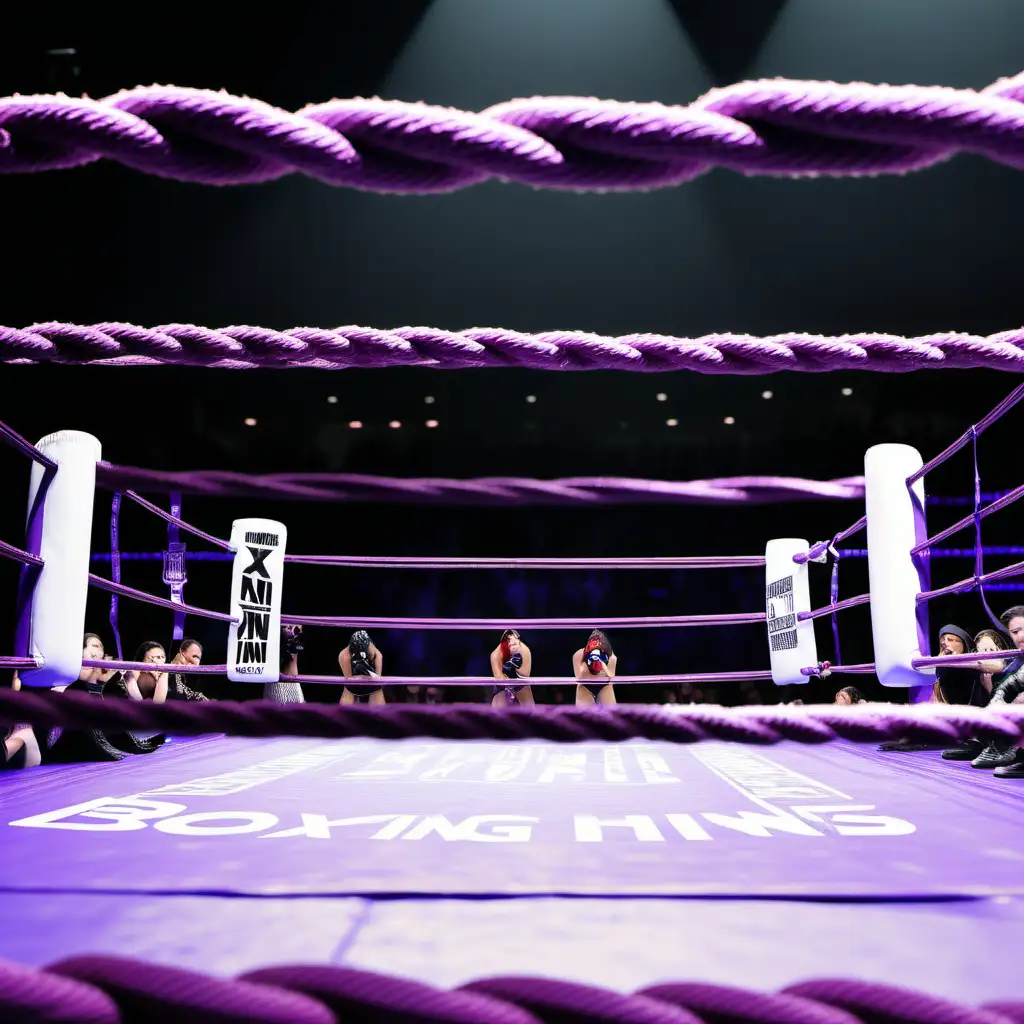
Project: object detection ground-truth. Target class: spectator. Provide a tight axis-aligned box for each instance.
[933,625,984,705]
[834,685,867,705]
[169,639,209,701]
[972,607,1024,777]
[943,628,1014,762]
[121,641,169,702]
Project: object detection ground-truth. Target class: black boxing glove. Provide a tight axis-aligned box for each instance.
[281,627,304,658]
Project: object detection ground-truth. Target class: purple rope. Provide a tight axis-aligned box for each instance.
[801,663,876,676]
[280,611,765,630]
[77,662,776,687]
[87,573,238,624]
[122,490,232,549]
[0,539,43,568]
[912,483,1024,554]
[2,689,1023,746]
[912,650,1020,669]
[94,466,868,504]
[6,74,1024,191]
[0,420,56,468]
[5,957,1020,1024]
[7,323,1024,373]
[916,559,1024,603]
[284,554,765,569]
[793,517,867,565]
[797,593,870,622]
[0,657,37,670]
[907,381,1024,484]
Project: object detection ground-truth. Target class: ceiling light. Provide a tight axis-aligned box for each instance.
[724,416,735,425]
[243,417,257,427]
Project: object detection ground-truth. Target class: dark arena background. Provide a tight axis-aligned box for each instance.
[2,2,1024,1019]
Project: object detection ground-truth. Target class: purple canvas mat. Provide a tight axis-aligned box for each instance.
[3,737,1023,899]
[1,892,1023,1003]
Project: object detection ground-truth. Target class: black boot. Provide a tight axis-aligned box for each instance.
[942,739,985,760]
[994,749,1024,778]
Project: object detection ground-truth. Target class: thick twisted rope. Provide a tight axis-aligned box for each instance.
[1,689,1022,745]
[5,322,1024,372]
[96,464,867,504]
[5,73,1024,192]
[0,955,1020,1024]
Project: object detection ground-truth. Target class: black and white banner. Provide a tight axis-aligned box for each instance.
[227,518,287,683]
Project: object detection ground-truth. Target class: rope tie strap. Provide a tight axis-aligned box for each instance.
[6,73,1024,191]
[0,955,1021,1023]
[1,689,1023,745]
[6,323,1024,372]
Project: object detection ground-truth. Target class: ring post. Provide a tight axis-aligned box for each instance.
[19,431,102,687]
[864,443,931,692]
[765,539,817,686]
[227,518,287,684]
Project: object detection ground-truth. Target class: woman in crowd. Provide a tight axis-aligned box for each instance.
[573,629,617,705]
[339,629,385,704]
[969,628,1019,769]
[122,641,169,702]
[489,629,533,706]
[834,685,867,705]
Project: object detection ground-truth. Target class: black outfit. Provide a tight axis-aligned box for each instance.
[493,653,525,702]
[935,664,986,706]
[345,640,381,698]
[170,672,209,701]
[991,656,1024,704]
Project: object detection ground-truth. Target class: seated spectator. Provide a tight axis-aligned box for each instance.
[883,623,977,753]
[169,639,209,701]
[933,625,984,705]
[120,641,169,702]
[944,628,1014,762]
[834,685,867,705]
[973,607,1024,777]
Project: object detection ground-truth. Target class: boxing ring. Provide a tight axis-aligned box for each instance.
[3,74,1024,1021]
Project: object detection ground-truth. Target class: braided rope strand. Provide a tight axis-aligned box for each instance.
[1,689,1022,745]
[95,465,868,504]
[4,322,1024,372]
[5,74,1024,191]
[1,955,1021,1024]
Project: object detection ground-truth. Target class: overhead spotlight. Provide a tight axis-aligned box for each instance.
[348,420,363,429]
[424,395,436,404]
[723,416,735,425]
[243,417,257,427]
[656,392,668,402]
[841,387,853,396]
[526,395,537,404]
[666,418,678,427]
[425,419,439,428]
[389,420,402,429]
[761,390,773,400]
[327,395,338,404]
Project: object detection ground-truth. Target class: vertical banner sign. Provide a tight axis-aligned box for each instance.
[764,538,818,686]
[227,518,287,684]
